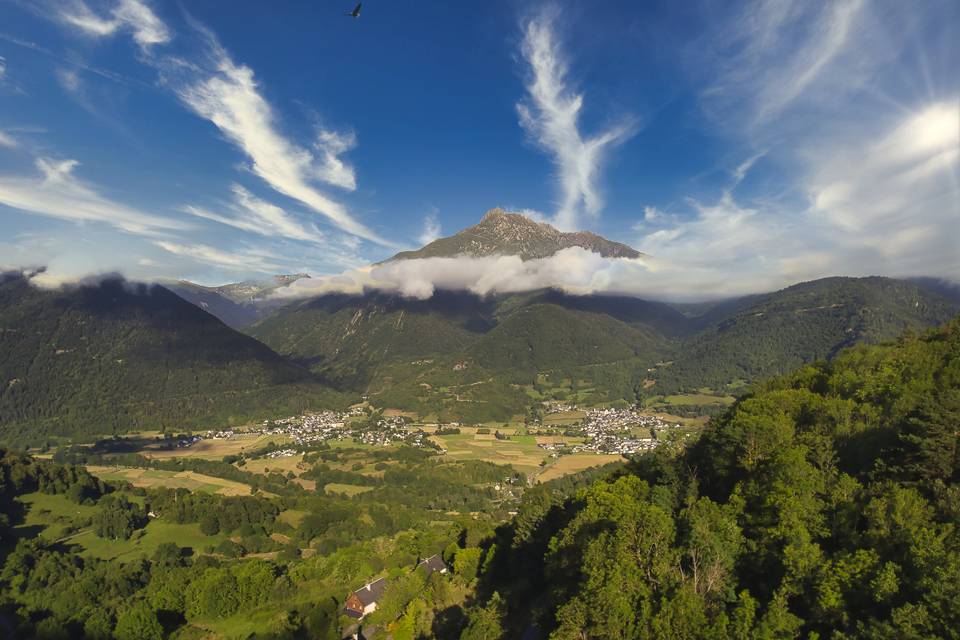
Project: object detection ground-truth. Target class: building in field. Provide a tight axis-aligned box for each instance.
[343,577,388,619]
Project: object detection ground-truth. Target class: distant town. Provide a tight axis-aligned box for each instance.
[181,402,685,459]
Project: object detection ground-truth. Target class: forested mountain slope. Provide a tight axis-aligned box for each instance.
[248,277,957,420]
[0,275,347,442]
[651,276,959,393]
[466,317,960,639]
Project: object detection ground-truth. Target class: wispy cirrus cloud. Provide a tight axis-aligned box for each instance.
[418,211,442,245]
[700,0,869,129]
[57,0,170,51]
[44,1,389,249]
[0,131,16,148]
[153,240,283,273]
[639,99,960,289]
[182,184,326,244]
[161,26,390,246]
[517,8,636,231]
[634,0,960,291]
[0,157,188,236]
[314,129,357,191]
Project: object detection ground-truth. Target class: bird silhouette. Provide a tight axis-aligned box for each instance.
[345,3,361,18]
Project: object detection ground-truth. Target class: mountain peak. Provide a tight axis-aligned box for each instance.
[387,208,641,262]
[480,207,510,222]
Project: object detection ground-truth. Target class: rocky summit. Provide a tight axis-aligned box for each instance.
[385,208,642,261]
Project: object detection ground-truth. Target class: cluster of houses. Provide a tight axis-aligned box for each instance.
[575,408,680,454]
[178,408,436,454]
[533,406,682,456]
[343,554,448,620]
[203,411,436,449]
[264,448,298,459]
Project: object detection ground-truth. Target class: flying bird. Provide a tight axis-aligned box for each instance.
[345,3,361,18]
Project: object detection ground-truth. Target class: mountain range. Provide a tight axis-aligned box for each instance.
[1,210,957,440]
[165,274,311,329]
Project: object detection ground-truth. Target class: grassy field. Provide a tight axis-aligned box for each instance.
[662,393,736,406]
[13,492,99,542]
[323,483,375,496]
[537,453,624,483]
[71,521,227,561]
[86,465,252,496]
[240,454,306,477]
[432,432,547,473]
[141,434,291,460]
[11,492,227,560]
[542,410,587,425]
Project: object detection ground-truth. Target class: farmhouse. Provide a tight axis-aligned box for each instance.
[416,554,448,576]
[343,577,388,619]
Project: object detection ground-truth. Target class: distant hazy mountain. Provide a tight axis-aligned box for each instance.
[166,273,310,329]
[0,274,345,441]
[386,208,641,261]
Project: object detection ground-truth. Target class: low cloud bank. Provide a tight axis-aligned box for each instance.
[271,247,809,303]
[4,266,143,292]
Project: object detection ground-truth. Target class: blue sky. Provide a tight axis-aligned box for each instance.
[0,0,957,297]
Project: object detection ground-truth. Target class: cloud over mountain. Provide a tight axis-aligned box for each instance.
[517,7,636,231]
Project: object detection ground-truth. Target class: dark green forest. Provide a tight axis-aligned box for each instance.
[465,317,960,638]
[0,275,348,444]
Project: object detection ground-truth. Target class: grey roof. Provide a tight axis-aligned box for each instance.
[353,576,388,607]
[417,554,448,575]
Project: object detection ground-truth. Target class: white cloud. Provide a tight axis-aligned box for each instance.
[806,100,960,272]
[0,131,16,148]
[753,0,865,124]
[153,240,283,273]
[58,0,170,51]
[418,212,442,245]
[166,33,390,246]
[637,100,960,291]
[0,157,189,235]
[700,0,871,129]
[517,8,636,231]
[314,129,357,191]
[514,208,549,224]
[0,55,6,80]
[58,67,81,92]
[182,184,326,244]
[40,0,389,249]
[271,245,796,303]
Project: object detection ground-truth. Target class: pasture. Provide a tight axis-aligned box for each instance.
[141,434,291,460]
[542,410,587,425]
[323,483,375,496]
[537,453,624,483]
[11,492,227,560]
[86,465,252,496]
[432,432,547,473]
[240,454,306,477]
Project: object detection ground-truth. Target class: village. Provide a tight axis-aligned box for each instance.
[178,402,687,463]
[194,409,434,450]
[536,405,682,455]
